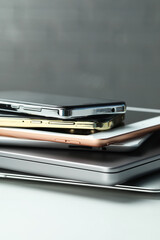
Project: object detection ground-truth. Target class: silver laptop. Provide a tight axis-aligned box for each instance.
[0,168,160,193]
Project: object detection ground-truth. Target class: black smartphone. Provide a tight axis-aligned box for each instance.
[0,91,126,119]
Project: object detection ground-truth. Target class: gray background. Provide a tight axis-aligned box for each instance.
[0,0,159,108]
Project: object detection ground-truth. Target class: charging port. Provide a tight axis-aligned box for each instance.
[0,104,16,111]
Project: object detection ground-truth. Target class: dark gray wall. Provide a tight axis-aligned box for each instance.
[0,0,160,108]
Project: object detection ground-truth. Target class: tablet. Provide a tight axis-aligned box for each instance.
[0,134,151,152]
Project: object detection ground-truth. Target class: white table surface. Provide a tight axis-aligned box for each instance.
[0,178,160,240]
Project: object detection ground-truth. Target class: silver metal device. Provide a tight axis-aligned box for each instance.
[0,169,160,193]
[0,131,159,186]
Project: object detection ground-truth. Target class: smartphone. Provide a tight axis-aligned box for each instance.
[0,91,126,119]
[0,131,159,185]
[0,112,125,132]
[0,108,159,147]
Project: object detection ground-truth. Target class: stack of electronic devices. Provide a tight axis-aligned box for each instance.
[0,91,159,192]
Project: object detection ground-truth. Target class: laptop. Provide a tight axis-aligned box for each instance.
[0,168,160,193]
[0,131,159,186]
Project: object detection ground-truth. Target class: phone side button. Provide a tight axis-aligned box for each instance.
[23,107,42,112]
[11,104,20,109]
[30,120,42,124]
[66,140,81,145]
[55,139,66,143]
